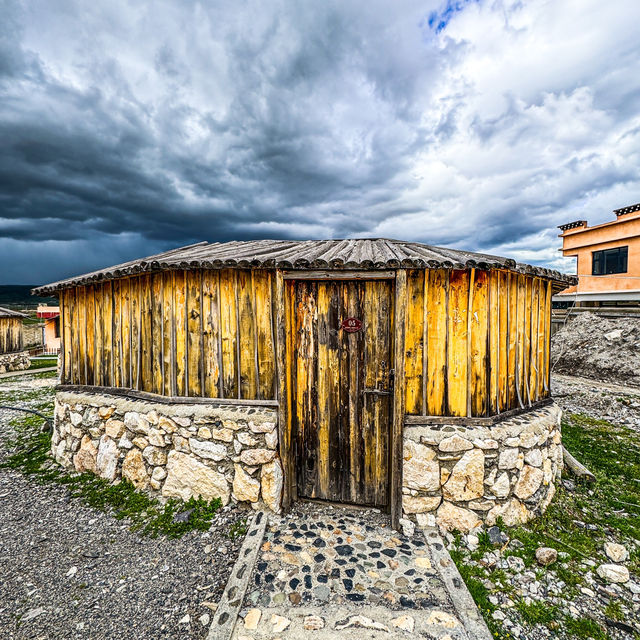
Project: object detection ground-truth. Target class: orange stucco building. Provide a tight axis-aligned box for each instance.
[556,203,640,305]
[36,305,61,353]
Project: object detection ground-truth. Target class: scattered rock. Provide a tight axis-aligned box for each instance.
[303,615,325,630]
[604,542,628,563]
[391,615,415,632]
[271,614,291,633]
[597,563,630,584]
[244,608,261,630]
[21,607,47,622]
[487,526,508,546]
[335,615,389,632]
[535,547,558,566]
[426,610,459,628]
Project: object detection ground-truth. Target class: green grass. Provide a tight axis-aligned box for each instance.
[28,358,58,370]
[1,402,224,539]
[451,410,639,640]
[516,600,560,625]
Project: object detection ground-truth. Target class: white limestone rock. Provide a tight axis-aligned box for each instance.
[162,451,230,505]
[261,459,283,513]
[232,464,260,502]
[189,438,227,461]
[122,448,149,489]
[442,449,485,501]
[96,435,119,481]
[403,440,440,491]
[240,448,276,466]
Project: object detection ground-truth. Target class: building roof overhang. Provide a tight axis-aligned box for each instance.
[32,238,577,295]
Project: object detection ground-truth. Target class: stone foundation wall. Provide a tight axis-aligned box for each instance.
[402,403,563,533]
[0,351,30,373]
[52,390,283,513]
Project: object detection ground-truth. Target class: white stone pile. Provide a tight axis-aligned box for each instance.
[0,351,30,373]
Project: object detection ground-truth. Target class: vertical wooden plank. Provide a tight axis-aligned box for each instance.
[488,271,500,414]
[186,270,203,397]
[344,281,363,503]
[530,278,540,402]
[516,274,526,408]
[498,271,509,412]
[219,270,238,398]
[524,276,532,406]
[255,271,276,400]
[404,269,424,415]
[447,269,469,417]
[102,281,113,387]
[93,284,103,387]
[202,270,221,398]
[77,286,87,385]
[128,277,139,389]
[162,272,174,396]
[545,280,552,392]
[276,271,291,509]
[298,281,318,498]
[112,280,122,388]
[237,270,257,399]
[151,273,164,394]
[62,290,72,383]
[470,270,488,416]
[120,278,131,389]
[426,270,448,416]
[316,282,331,499]
[362,280,377,504]
[391,270,407,530]
[369,279,392,506]
[138,275,152,392]
[507,272,517,409]
[70,288,80,384]
[174,271,187,395]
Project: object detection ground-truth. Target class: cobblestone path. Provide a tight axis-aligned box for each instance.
[233,504,468,639]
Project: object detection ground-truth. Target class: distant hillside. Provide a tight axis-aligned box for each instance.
[0,285,57,308]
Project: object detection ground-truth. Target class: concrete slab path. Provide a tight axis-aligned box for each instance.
[219,503,491,640]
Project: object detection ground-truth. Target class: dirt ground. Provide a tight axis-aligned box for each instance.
[551,313,640,388]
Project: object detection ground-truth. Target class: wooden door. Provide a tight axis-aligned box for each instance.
[291,278,394,507]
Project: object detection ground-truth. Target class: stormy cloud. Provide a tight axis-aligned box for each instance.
[1,0,639,284]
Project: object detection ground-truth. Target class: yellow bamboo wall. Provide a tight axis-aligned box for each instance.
[59,266,553,414]
[0,317,23,354]
[60,269,277,400]
[404,269,552,417]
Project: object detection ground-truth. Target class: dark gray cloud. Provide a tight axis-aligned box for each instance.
[1,0,640,284]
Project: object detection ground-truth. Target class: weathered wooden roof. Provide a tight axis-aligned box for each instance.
[32,239,577,294]
[0,306,27,319]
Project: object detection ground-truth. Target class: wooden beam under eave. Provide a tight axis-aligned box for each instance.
[391,269,407,531]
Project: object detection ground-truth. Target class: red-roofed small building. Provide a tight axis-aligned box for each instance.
[36,305,61,354]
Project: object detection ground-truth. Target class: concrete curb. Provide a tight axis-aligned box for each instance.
[0,367,57,379]
[423,526,494,640]
[207,510,267,640]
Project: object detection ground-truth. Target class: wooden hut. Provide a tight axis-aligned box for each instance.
[0,306,29,373]
[0,306,24,354]
[34,239,576,529]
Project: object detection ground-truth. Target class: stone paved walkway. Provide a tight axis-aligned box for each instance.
[232,503,469,639]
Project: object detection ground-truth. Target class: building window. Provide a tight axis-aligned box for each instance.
[54,317,60,338]
[592,246,628,275]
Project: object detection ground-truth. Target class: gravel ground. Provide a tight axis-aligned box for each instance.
[552,374,640,432]
[551,313,640,388]
[0,371,247,640]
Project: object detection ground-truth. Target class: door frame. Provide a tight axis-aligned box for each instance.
[275,269,406,528]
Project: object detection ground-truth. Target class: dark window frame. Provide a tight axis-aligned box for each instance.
[592,246,628,275]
